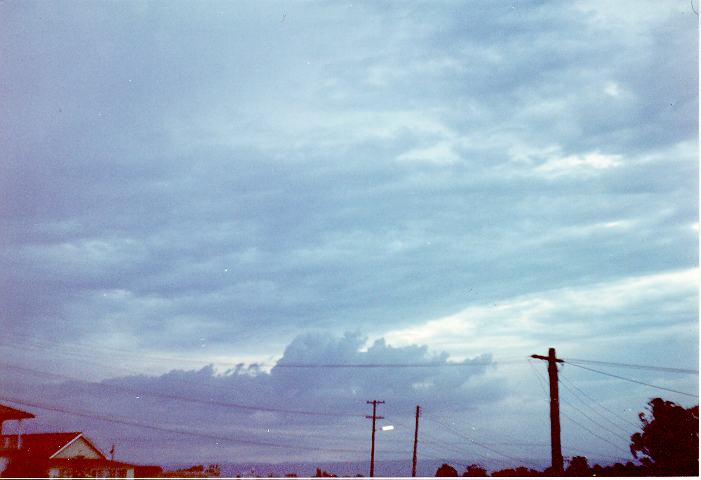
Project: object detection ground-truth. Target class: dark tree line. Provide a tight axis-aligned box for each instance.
[435,397,698,477]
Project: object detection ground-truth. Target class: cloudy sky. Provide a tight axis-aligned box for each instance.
[0,0,698,473]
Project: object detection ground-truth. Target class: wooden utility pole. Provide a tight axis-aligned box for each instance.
[531,347,564,476]
[411,405,420,477]
[366,400,385,477]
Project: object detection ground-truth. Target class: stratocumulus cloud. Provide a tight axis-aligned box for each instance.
[0,0,697,471]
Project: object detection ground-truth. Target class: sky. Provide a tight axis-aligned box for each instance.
[0,0,698,474]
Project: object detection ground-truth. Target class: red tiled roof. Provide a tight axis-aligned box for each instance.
[19,432,83,459]
[0,404,35,421]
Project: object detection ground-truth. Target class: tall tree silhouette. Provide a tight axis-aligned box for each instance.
[630,397,699,476]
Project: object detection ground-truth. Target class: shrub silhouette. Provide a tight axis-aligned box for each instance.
[435,463,458,477]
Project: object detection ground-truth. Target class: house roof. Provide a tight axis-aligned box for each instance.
[19,432,84,459]
[48,457,134,468]
[0,404,35,421]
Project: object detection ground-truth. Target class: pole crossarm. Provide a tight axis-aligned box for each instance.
[531,354,563,363]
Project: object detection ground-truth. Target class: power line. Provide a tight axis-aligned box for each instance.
[412,445,517,471]
[273,361,507,368]
[0,347,293,411]
[563,362,699,398]
[419,429,548,471]
[417,439,533,471]
[0,335,214,367]
[1,395,411,457]
[558,378,631,438]
[0,362,362,418]
[0,345,292,406]
[559,410,630,457]
[108,427,376,446]
[527,358,550,397]
[564,358,698,375]
[2,359,548,462]
[560,445,631,464]
[0,334,524,369]
[0,342,154,378]
[1,340,503,370]
[477,442,549,448]
[0,396,369,455]
[383,416,489,470]
[426,437,550,449]
[418,429,484,459]
[528,356,633,466]
[423,416,539,468]
[558,395,631,445]
[558,372,640,430]
[416,446,464,464]
[427,408,539,448]
[413,448,478,468]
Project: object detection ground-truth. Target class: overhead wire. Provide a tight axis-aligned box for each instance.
[560,445,632,464]
[0,334,526,369]
[0,362,363,418]
[527,358,550,398]
[557,379,632,440]
[528,364,631,464]
[382,416,507,471]
[558,395,631,445]
[421,404,552,462]
[563,362,699,398]
[6,334,695,468]
[0,344,293,408]
[559,410,630,458]
[420,429,543,471]
[273,360,512,368]
[426,410,542,451]
[98,417,409,457]
[96,429,373,446]
[0,335,209,368]
[423,415,539,468]
[419,442,531,471]
[0,357,548,469]
[408,446,452,465]
[419,445,523,471]
[564,358,698,375]
[419,429,481,458]
[529,358,632,462]
[558,371,639,430]
[411,444,504,472]
[531,357,691,454]
[379,415,500,469]
[0,342,151,378]
[0,395,374,455]
[2,361,538,469]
